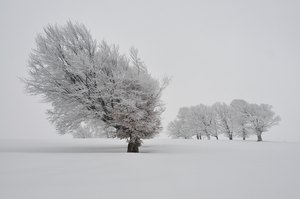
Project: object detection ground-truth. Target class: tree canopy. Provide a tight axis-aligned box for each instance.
[24,21,168,152]
[168,100,280,141]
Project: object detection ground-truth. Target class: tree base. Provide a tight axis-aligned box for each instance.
[196,134,202,140]
[257,135,262,142]
[127,137,141,153]
[127,142,139,153]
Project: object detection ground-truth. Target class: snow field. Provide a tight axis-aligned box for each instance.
[0,138,299,199]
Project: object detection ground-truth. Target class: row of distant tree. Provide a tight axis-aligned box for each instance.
[168,99,281,141]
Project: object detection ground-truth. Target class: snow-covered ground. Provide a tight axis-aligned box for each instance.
[0,138,299,199]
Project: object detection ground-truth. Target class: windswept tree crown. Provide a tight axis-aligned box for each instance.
[24,21,168,141]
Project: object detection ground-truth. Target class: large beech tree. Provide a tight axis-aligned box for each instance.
[24,22,168,152]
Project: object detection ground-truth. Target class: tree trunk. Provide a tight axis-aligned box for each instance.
[204,130,210,140]
[215,136,219,140]
[127,142,139,152]
[229,134,233,140]
[127,137,141,153]
[207,134,211,140]
[257,133,262,142]
[196,134,200,140]
[199,134,202,140]
[242,130,246,140]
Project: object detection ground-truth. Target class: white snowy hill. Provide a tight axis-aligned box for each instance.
[0,138,299,199]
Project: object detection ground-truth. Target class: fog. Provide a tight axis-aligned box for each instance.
[0,0,299,141]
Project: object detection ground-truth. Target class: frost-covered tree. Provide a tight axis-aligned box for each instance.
[169,100,280,142]
[207,109,220,140]
[246,103,281,141]
[230,99,252,140]
[168,120,192,139]
[72,120,114,138]
[168,107,194,139]
[213,102,237,140]
[184,106,204,140]
[190,105,215,140]
[230,100,281,141]
[24,21,168,152]
[168,105,219,140]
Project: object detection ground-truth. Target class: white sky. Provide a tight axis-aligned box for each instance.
[0,0,299,141]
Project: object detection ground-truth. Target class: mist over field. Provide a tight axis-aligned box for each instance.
[1,0,300,141]
[1,0,300,198]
